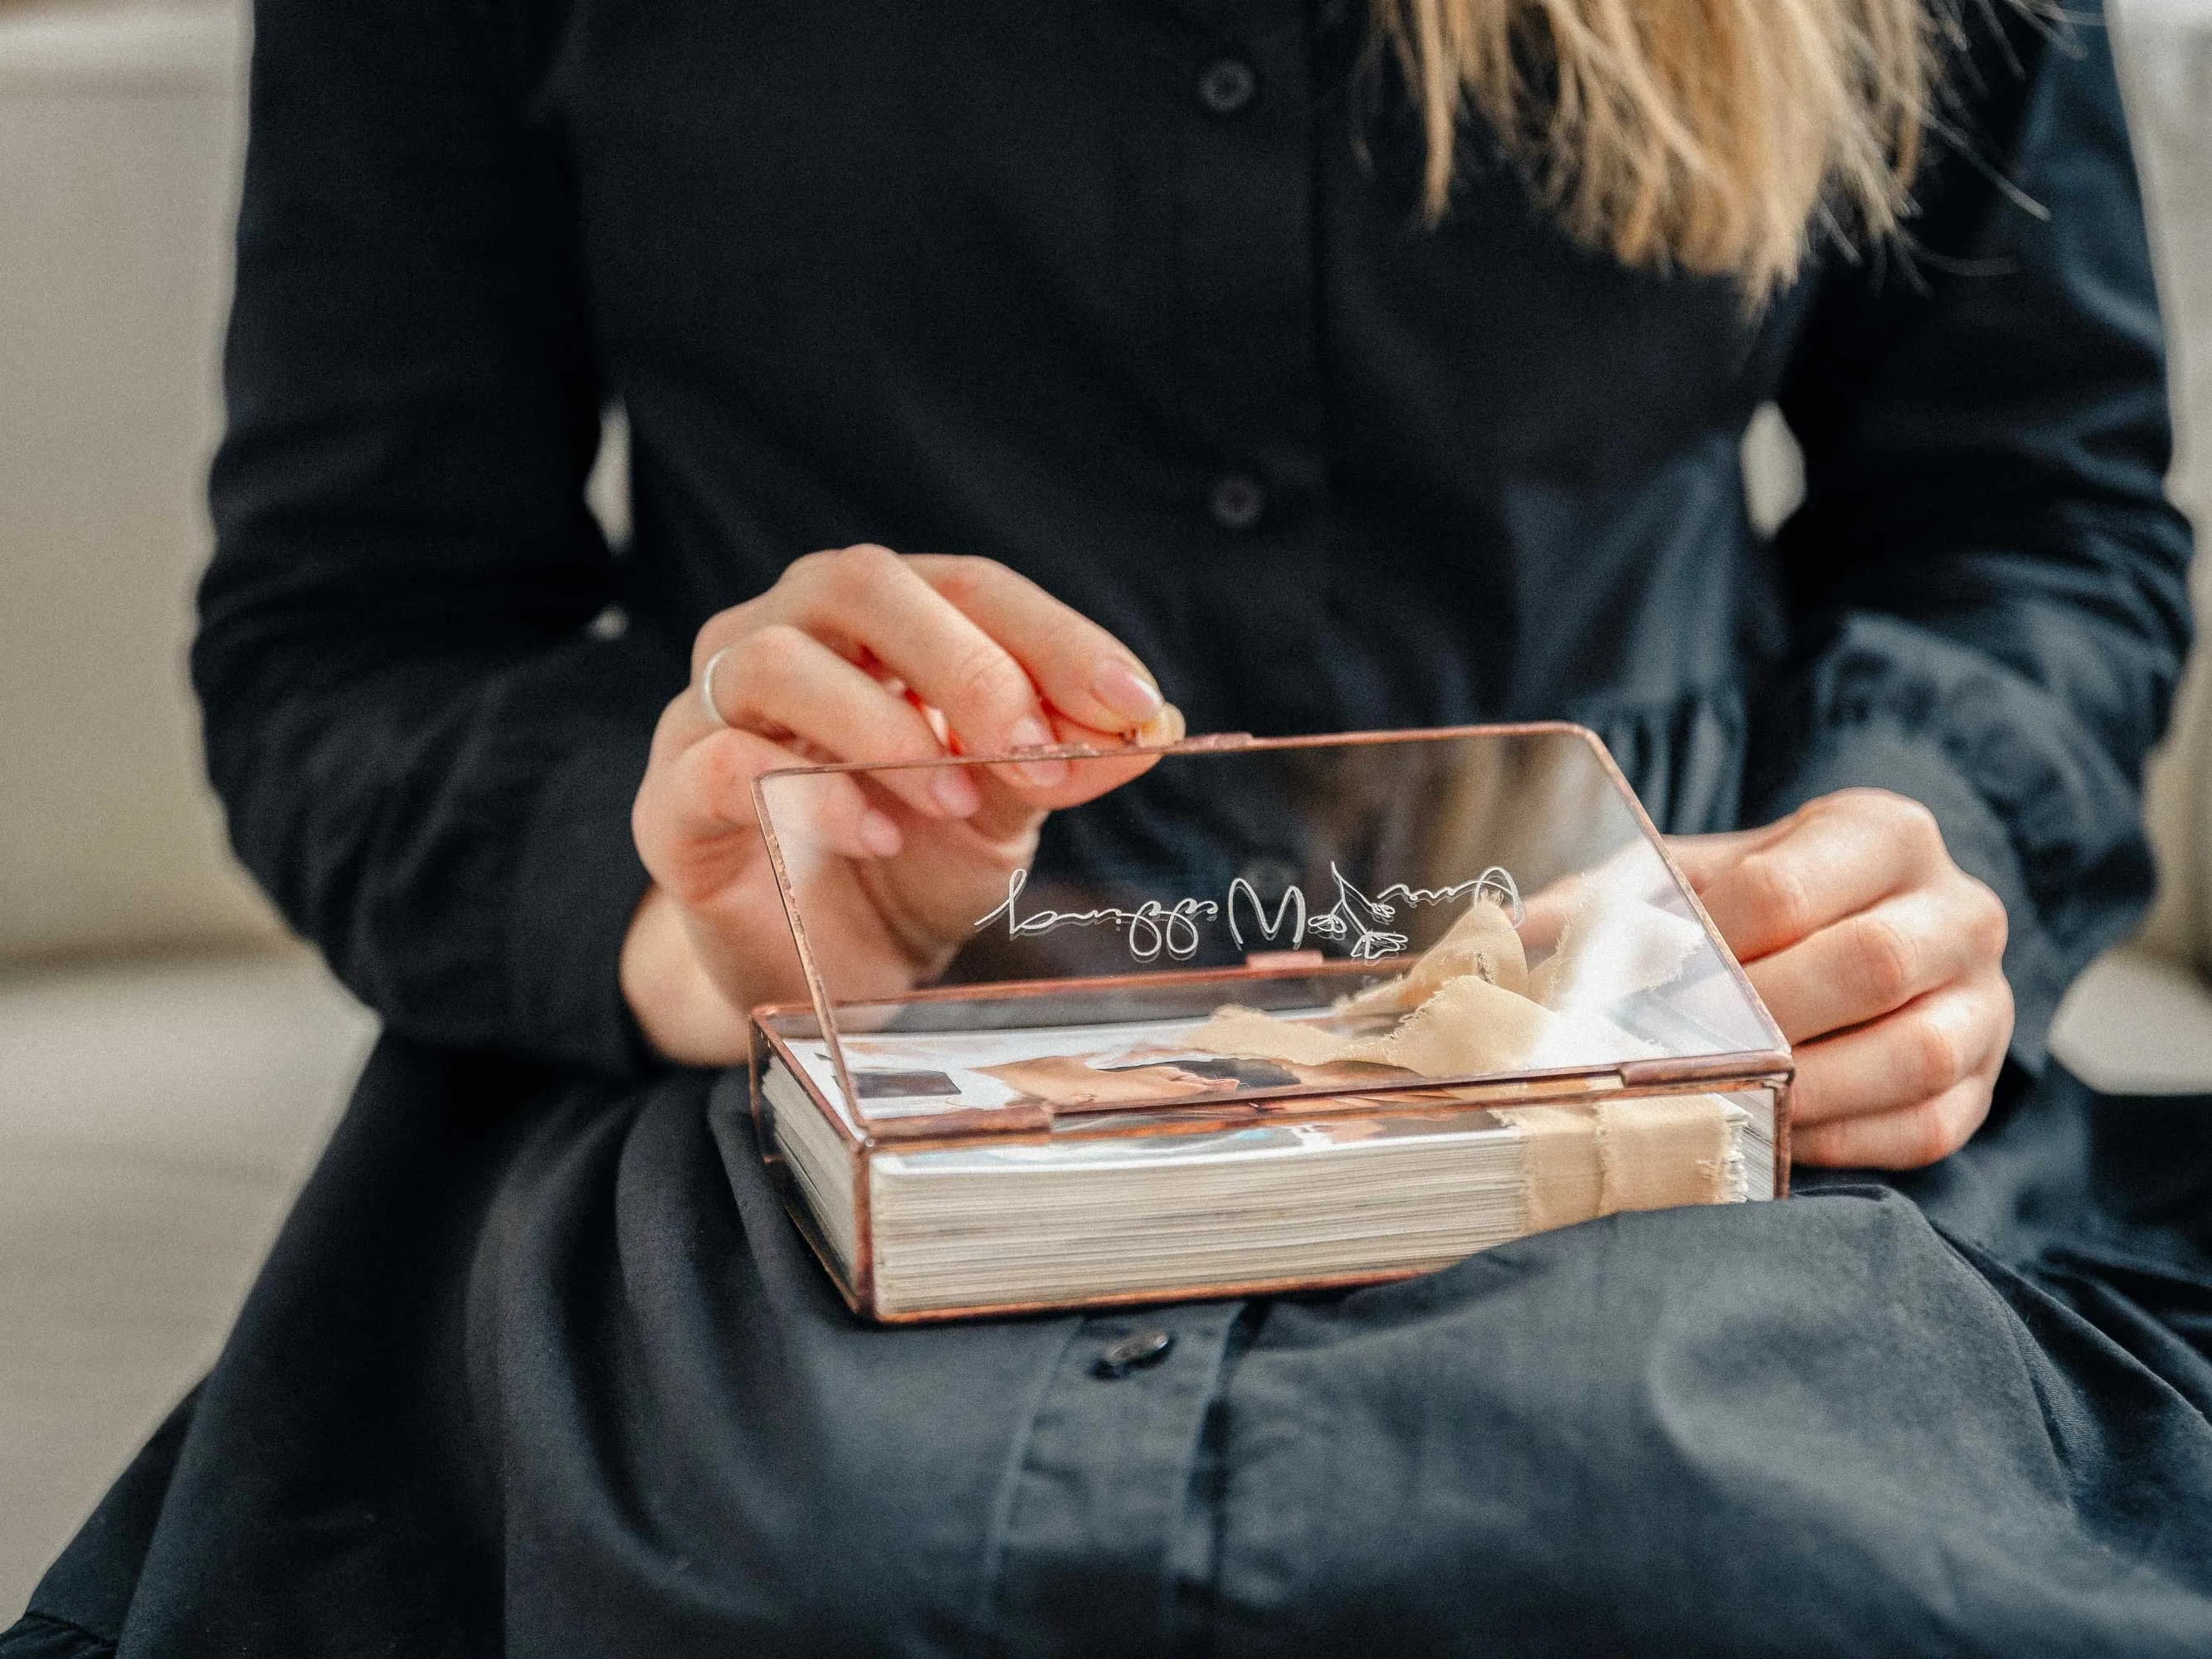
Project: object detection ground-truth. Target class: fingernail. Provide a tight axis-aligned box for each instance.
[860,810,903,858]
[1092,657,1162,722]
[1006,716,1068,788]
[1132,703,1186,747]
[930,767,982,816]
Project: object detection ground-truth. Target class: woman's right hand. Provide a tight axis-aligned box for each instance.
[621,545,1180,1065]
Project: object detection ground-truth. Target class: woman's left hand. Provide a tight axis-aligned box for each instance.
[1667,789,2014,1169]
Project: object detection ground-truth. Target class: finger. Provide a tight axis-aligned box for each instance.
[893,708,1172,849]
[907,554,1167,734]
[770,547,1069,791]
[1788,973,2012,1126]
[1746,882,2003,1042]
[1792,1073,1995,1170]
[1663,823,1790,893]
[700,625,982,820]
[1693,791,1946,961]
[636,727,897,894]
[1034,705,1172,804]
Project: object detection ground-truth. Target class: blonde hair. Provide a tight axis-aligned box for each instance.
[1373,0,1937,301]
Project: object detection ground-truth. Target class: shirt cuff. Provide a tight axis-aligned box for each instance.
[508,723,659,1078]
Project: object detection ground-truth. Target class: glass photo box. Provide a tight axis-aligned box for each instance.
[724,723,1793,1321]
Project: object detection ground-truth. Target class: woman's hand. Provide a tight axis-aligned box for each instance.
[1668,789,2013,1169]
[622,546,1179,1065]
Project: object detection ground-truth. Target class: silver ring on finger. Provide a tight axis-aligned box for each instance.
[698,646,733,728]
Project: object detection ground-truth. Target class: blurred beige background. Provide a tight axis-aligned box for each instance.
[0,0,2206,1623]
[1,0,274,961]
[0,0,378,1618]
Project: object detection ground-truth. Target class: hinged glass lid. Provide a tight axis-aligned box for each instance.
[753,725,1786,1129]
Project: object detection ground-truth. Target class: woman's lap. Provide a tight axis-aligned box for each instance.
[14,1044,2212,1656]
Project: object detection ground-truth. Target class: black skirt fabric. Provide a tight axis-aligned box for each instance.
[14,1047,2212,1657]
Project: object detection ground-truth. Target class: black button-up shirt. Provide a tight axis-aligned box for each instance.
[195,0,2186,1090]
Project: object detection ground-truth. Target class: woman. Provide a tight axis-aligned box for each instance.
[10,0,2210,1652]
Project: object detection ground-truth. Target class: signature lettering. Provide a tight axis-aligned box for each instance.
[973,868,1217,961]
[977,864,1521,966]
[1226,876,1305,950]
[1298,867,1411,960]
[1376,867,1523,923]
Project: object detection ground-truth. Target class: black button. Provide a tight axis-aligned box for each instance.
[1093,1328,1176,1378]
[1197,56,1257,116]
[1208,473,1266,532]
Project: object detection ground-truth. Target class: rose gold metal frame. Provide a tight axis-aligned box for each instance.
[746,722,1795,1322]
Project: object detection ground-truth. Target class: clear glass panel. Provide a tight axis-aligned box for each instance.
[755,726,1782,1125]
